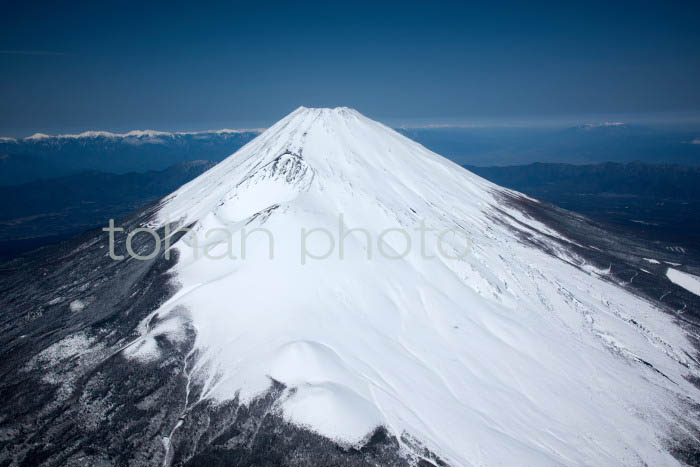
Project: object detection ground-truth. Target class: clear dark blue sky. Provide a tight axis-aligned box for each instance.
[1,0,699,135]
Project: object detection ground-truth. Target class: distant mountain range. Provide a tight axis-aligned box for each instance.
[0,161,215,258]
[0,129,260,185]
[2,123,699,186]
[399,123,700,166]
[467,162,700,251]
[467,161,700,199]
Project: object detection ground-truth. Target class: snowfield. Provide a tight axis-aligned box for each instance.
[125,107,699,466]
[667,267,700,297]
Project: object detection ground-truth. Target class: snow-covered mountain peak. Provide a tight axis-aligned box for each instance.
[157,106,495,226]
[134,108,700,466]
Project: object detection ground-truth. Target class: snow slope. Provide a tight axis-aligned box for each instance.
[129,107,699,466]
[667,268,700,297]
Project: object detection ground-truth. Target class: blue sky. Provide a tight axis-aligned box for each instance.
[1,0,699,135]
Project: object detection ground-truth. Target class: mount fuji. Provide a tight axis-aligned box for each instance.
[1,107,699,467]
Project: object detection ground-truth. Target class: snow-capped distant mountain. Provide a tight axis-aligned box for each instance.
[576,121,627,129]
[1,107,699,467]
[20,128,263,141]
[0,128,261,185]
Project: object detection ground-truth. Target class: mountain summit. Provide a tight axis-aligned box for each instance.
[1,107,699,466]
